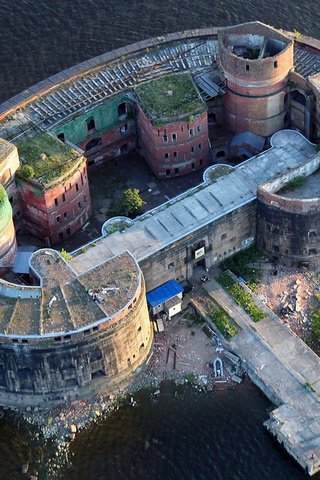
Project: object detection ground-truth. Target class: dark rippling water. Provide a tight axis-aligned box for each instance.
[1,1,320,478]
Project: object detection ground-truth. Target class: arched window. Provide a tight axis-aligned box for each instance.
[85,137,102,151]
[216,150,225,159]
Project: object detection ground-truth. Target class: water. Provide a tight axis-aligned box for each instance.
[0,1,320,478]
[0,0,320,103]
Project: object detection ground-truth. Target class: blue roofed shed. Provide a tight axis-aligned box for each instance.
[147,279,184,318]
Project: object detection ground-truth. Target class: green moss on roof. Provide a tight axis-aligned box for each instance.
[0,138,15,163]
[0,186,12,234]
[135,73,205,120]
[16,133,80,184]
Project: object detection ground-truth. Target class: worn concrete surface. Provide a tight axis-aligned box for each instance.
[203,277,320,475]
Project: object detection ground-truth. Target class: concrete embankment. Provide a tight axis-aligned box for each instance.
[199,278,320,476]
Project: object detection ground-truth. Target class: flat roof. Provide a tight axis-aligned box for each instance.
[71,130,316,274]
[0,249,141,337]
[16,131,80,184]
[135,73,206,121]
[0,137,15,163]
[146,279,183,307]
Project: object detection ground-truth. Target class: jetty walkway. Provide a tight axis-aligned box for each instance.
[202,278,320,476]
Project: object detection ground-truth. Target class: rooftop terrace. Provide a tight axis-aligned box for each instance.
[135,73,206,121]
[0,250,140,337]
[278,170,320,199]
[16,131,81,184]
[71,130,316,274]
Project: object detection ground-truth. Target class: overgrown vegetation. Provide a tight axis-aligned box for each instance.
[135,73,205,119]
[218,272,267,323]
[222,246,262,287]
[242,48,260,59]
[60,249,72,262]
[207,297,240,338]
[17,133,79,184]
[119,188,145,217]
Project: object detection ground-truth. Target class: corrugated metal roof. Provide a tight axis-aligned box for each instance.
[146,279,183,307]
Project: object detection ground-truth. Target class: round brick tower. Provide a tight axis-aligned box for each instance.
[218,22,294,137]
[0,186,17,272]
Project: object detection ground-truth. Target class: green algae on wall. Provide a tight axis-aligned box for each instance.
[54,95,134,145]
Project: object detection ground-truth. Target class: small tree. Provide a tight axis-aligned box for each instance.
[0,185,7,204]
[119,188,145,217]
[60,249,72,262]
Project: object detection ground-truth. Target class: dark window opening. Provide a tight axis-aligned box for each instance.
[64,335,71,340]
[246,64,250,71]
[191,146,195,153]
[221,233,227,240]
[216,150,225,159]
[173,151,178,159]
[137,326,142,332]
[76,183,79,192]
[163,135,168,143]
[57,132,65,142]
[66,227,71,235]
[174,168,179,175]
[200,159,203,166]
[198,143,202,150]
[168,261,175,269]
[54,198,58,206]
[120,144,128,155]
[197,125,201,133]
[274,61,278,68]
[166,169,171,177]
[291,90,306,106]
[91,370,106,379]
[191,163,195,170]
[62,193,66,202]
[118,102,127,119]
[81,174,84,186]
[120,124,128,135]
[56,216,61,223]
[78,201,82,209]
[86,117,95,133]
[165,153,169,159]
[64,211,68,219]
[309,249,317,255]
[85,137,102,151]
[172,133,177,142]
[189,128,194,137]
[208,113,217,124]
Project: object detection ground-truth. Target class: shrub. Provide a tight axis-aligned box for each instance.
[312,309,320,341]
[209,309,238,338]
[60,248,72,262]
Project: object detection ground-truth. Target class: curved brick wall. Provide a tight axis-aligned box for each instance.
[218,22,294,136]
[16,156,92,245]
[257,187,320,268]
[0,278,152,408]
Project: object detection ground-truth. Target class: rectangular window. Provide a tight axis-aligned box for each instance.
[198,143,202,150]
[56,215,61,223]
[76,183,79,192]
[120,124,128,135]
[189,128,194,137]
[191,146,195,153]
[173,151,178,159]
[54,198,58,206]
[192,163,195,170]
[174,168,179,175]
[86,117,95,133]
[64,211,68,219]
[172,133,177,142]
[164,153,169,159]
[166,169,171,176]
[163,135,168,144]
[246,64,250,71]
[62,193,66,202]
[274,60,278,68]
[197,125,201,133]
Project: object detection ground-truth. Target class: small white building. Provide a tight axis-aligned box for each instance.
[146,279,184,320]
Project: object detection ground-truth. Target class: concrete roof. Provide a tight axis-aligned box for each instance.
[71,130,316,274]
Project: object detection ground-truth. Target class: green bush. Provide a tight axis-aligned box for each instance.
[222,246,262,282]
[217,273,267,323]
[312,309,320,341]
[60,248,72,262]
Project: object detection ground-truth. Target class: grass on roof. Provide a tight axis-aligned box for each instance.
[17,133,80,184]
[135,74,205,120]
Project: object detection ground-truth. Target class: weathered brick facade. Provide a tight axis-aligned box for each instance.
[16,156,92,245]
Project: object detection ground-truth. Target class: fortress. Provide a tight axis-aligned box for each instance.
[1,22,320,407]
